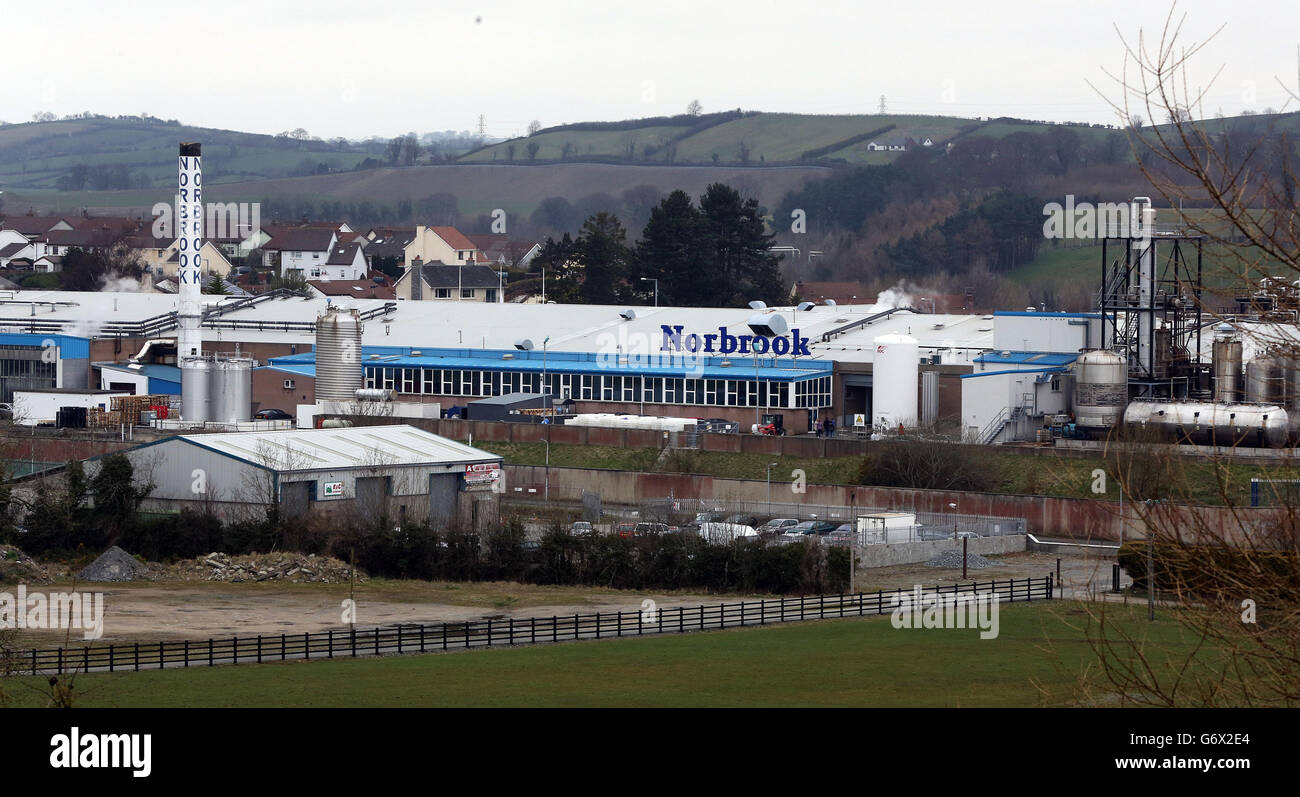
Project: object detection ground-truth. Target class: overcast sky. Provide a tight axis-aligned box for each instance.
[4,0,1296,140]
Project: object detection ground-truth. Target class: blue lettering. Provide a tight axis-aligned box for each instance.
[752,336,770,354]
[685,334,700,353]
[719,327,738,354]
[792,330,810,357]
[703,334,718,352]
[772,337,790,355]
[660,325,683,351]
[738,335,752,354]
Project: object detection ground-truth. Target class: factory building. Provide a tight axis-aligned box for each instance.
[0,332,90,401]
[86,425,503,528]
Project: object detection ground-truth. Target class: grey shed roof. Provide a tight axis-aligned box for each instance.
[469,392,550,406]
[173,424,501,472]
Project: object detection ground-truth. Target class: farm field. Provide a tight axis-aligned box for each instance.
[0,603,1204,707]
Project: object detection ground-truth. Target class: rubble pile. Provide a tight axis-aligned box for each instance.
[0,544,64,585]
[925,549,997,569]
[171,552,368,584]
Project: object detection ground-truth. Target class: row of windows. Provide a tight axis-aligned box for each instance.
[361,367,831,408]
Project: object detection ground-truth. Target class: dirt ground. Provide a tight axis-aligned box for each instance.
[5,550,1126,647]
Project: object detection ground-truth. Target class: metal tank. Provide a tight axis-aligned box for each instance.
[316,306,364,402]
[210,357,253,423]
[872,333,919,428]
[1072,349,1128,430]
[1212,328,1243,402]
[181,358,212,423]
[1152,328,1173,379]
[1123,400,1289,448]
[920,371,939,427]
[1245,354,1284,404]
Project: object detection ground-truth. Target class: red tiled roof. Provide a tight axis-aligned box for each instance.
[308,279,394,299]
[430,226,477,252]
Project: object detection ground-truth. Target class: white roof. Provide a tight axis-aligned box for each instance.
[178,424,500,472]
[0,290,999,364]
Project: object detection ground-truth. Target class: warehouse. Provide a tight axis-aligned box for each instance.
[86,425,503,529]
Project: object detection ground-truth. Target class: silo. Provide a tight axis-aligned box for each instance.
[1245,354,1283,404]
[920,370,939,427]
[872,333,919,428]
[1072,349,1128,430]
[181,358,212,423]
[316,306,364,402]
[1212,328,1243,402]
[210,357,253,423]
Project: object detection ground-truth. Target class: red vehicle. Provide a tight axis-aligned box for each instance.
[616,522,638,538]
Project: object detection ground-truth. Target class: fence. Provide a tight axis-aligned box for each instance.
[639,497,1027,539]
[2,577,1052,676]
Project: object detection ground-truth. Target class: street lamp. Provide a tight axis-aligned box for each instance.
[640,277,658,307]
[516,336,552,499]
[497,270,507,304]
[765,461,778,513]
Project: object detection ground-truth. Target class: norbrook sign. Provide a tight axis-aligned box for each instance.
[659,325,811,357]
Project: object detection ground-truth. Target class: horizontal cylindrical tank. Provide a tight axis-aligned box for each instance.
[354,388,393,402]
[1072,349,1128,429]
[1123,400,1290,448]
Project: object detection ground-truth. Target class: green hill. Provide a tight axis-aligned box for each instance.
[0,116,376,190]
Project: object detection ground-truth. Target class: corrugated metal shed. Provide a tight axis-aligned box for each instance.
[177,424,499,472]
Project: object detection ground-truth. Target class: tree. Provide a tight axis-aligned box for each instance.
[204,274,229,294]
[698,183,785,306]
[687,99,703,117]
[571,212,631,304]
[636,190,709,305]
[91,453,152,540]
[531,233,579,302]
[527,120,542,136]
[526,140,541,160]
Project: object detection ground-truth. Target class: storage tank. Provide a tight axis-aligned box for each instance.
[316,306,364,402]
[1123,400,1289,448]
[1072,349,1128,430]
[1245,354,1284,404]
[210,357,253,423]
[921,370,939,427]
[181,358,212,423]
[872,333,919,428]
[1212,328,1243,402]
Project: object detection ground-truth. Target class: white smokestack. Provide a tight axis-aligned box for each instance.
[178,142,208,422]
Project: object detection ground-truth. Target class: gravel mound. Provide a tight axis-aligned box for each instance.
[0,544,65,585]
[77,546,151,582]
[925,549,997,569]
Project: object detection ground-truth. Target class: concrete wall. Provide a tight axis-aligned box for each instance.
[855,534,1026,568]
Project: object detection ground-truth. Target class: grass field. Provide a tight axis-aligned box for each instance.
[0,604,1204,707]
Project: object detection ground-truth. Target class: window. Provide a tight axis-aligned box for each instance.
[461,288,475,299]
[434,288,450,299]
[485,289,497,303]
[422,369,435,394]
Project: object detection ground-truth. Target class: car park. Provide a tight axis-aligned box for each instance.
[757,518,799,535]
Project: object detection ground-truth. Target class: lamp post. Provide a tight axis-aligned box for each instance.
[640,277,658,307]
[516,336,552,500]
[765,461,778,513]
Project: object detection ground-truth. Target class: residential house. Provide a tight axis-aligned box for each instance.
[396,260,503,302]
[403,226,479,268]
[466,234,542,268]
[312,242,369,281]
[307,279,395,300]
[263,226,339,277]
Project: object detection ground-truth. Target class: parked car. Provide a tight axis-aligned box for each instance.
[782,520,837,538]
[757,518,799,535]
[825,524,858,546]
[615,521,638,538]
[697,522,759,542]
[634,522,670,536]
[694,511,726,524]
[724,513,758,527]
[254,408,293,421]
[570,521,594,537]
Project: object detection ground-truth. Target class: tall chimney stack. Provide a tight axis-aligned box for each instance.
[178,142,208,422]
